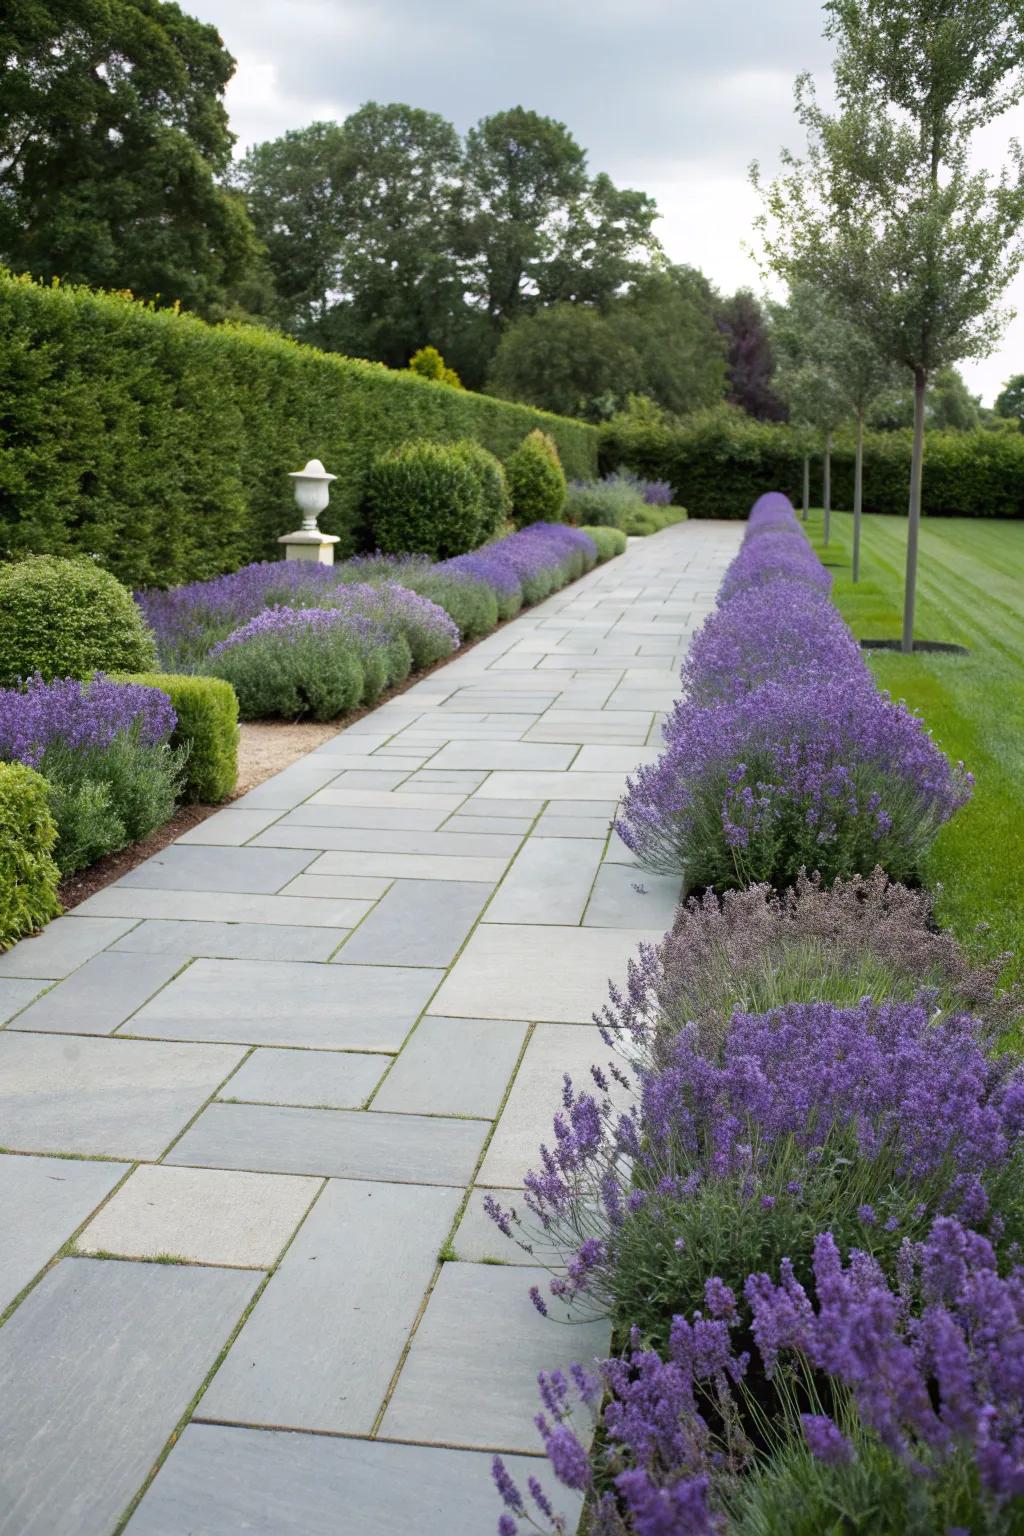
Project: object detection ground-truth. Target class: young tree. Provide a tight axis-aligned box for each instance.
[756,0,1024,650]
[0,0,258,316]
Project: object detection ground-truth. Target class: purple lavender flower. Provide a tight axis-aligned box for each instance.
[0,674,176,767]
[800,1413,854,1465]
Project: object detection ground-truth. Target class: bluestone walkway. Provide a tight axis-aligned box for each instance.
[0,519,741,1536]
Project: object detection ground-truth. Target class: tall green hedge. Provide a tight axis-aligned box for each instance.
[0,271,598,587]
[600,408,1024,519]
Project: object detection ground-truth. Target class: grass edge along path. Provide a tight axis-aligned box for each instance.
[804,508,1024,987]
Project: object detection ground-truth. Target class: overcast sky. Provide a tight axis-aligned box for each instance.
[200,0,1023,404]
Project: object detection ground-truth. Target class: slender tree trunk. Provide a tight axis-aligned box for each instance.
[902,368,927,653]
[801,455,809,521]
[823,433,832,546]
[852,410,863,583]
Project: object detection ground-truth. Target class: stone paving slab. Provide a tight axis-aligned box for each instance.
[125,1423,580,1536]
[118,845,314,893]
[381,1262,610,1451]
[0,915,137,979]
[0,1258,259,1536]
[431,924,661,1023]
[0,1033,245,1159]
[306,849,508,883]
[337,879,491,967]
[221,1047,390,1109]
[0,978,48,1024]
[125,957,441,1050]
[74,887,370,927]
[370,1015,527,1118]
[0,1154,129,1312]
[279,802,448,830]
[453,1187,543,1266]
[197,1179,460,1433]
[473,770,625,800]
[168,1102,487,1186]
[254,824,523,858]
[583,861,682,929]
[78,1165,321,1267]
[111,918,350,963]
[483,836,605,926]
[8,951,185,1036]
[175,808,284,845]
[478,1024,618,1187]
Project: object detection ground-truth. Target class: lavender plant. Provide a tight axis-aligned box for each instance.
[496,1218,1024,1534]
[618,676,971,890]
[681,579,866,703]
[489,996,1024,1349]
[599,871,1022,1066]
[0,674,182,874]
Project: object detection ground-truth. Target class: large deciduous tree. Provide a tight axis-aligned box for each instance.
[756,0,1024,650]
[0,0,258,315]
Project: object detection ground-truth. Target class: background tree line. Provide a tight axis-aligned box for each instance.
[2,0,1020,434]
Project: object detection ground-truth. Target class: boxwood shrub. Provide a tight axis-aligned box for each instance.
[506,430,568,526]
[0,556,156,685]
[0,271,597,585]
[579,525,628,561]
[117,673,239,803]
[601,405,1024,519]
[365,440,488,559]
[0,762,61,949]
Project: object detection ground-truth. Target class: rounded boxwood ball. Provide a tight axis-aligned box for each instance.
[0,556,157,684]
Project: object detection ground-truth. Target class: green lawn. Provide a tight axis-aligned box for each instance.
[803,509,1024,985]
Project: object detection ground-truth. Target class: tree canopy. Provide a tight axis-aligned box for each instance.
[0,0,258,316]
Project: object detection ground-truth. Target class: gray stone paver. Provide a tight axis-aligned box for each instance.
[381,1262,610,1450]
[125,957,441,1050]
[0,1154,130,1312]
[0,1258,259,1536]
[0,519,740,1531]
[197,1178,460,1433]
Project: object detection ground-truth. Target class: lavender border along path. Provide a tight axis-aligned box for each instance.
[0,520,741,1536]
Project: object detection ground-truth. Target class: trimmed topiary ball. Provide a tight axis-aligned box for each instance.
[365,440,485,559]
[0,761,61,948]
[0,556,156,685]
[506,430,567,527]
[451,441,512,540]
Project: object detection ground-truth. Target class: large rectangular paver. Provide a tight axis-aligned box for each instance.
[307,850,508,883]
[473,770,626,801]
[167,1101,487,1186]
[0,1257,259,1536]
[0,1033,244,1158]
[336,880,490,967]
[78,1165,321,1267]
[382,1262,609,1451]
[74,887,371,927]
[175,808,284,845]
[583,860,681,930]
[371,1016,526,1118]
[255,825,521,858]
[0,1154,129,1312]
[111,919,350,963]
[478,1024,619,1187]
[125,958,441,1050]
[8,951,185,1036]
[483,837,605,926]
[425,741,577,770]
[198,1179,459,1432]
[0,916,136,980]
[124,1423,578,1536]
[0,979,48,1024]
[221,1047,390,1109]
[431,923,660,1023]
[117,845,314,893]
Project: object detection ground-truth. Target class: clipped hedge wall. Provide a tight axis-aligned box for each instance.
[600,409,1024,519]
[0,762,61,949]
[117,673,238,803]
[0,271,599,587]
